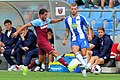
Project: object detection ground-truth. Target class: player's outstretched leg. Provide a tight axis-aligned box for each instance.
[22,59,40,76]
[68,59,80,72]
[23,66,28,76]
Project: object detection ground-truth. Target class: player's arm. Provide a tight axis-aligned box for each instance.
[62,28,69,46]
[64,28,69,41]
[89,43,95,50]
[12,23,32,37]
[86,25,92,41]
[50,17,65,24]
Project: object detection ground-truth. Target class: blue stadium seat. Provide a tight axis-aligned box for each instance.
[98,22,104,27]
[105,22,113,29]
[116,12,120,22]
[93,22,99,29]
[105,22,113,36]
[79,9,90,18]
[100,9,113,22]
[89,8,102,21]
[88,20,92,27]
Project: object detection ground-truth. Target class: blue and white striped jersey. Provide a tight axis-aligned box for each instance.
[65,14,89,41]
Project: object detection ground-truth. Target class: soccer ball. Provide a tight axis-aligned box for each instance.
[91,65,101,74]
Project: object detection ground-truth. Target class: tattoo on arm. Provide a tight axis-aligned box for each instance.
[86,25,91,34]
[64,28,69,40]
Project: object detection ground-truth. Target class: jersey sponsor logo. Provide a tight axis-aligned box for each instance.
[71,23,77,29]
[40,23,48,29]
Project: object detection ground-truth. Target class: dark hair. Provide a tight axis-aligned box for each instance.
[4,19,12,25]
[39,8,48,15]
[48,28,53,33]
[97,27,105,32]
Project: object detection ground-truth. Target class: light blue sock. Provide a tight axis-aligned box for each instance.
[35,59,40,65]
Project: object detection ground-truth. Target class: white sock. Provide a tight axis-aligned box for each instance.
[75,52,86,66]
[87,63,91,68]
[83,56,88,64]
[42,64,45,69]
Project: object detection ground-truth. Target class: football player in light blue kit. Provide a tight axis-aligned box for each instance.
[62,3,91,76]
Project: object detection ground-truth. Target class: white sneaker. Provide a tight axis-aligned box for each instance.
[19,65,24,71]
[34,66,40,71]
[13,67,19,71]
[7,65,16,71]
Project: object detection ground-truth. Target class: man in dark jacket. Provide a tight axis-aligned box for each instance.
[2,19,18,71]
[13,27,38,67]
[86,27,113,70]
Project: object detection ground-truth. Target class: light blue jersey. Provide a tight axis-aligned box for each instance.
[65,14,90,49]
[31,18,51,29]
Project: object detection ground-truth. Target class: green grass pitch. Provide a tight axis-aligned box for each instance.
[0,70,120,80]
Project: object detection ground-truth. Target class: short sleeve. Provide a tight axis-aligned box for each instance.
[80,15,89,27]
[65,18,69,28]
[46,18,51,24]
[30,19,41,26]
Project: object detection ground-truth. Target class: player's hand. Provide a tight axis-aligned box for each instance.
[62,39,66,46]
[60,17,65,21]
[12,32,18,38]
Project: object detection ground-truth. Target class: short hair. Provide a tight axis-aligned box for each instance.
[4,19,12,25]
[48,28,53,33]
[70,3,78,7]
[97,27,105,32]
[39,8,48,15]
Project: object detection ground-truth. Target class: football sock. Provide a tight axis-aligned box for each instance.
[75,52,86,66]
[87,63,91,68]
[28,59,41,69]
[57,56,68,67]
[83,56,88,64]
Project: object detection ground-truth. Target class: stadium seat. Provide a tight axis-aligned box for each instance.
[93,22,103,29]
[100,9,113,22]
[89,8,102,21]
[116,12,120,22]
[105,22,113,29]
[79,8,90,18]
[105,22,113,35]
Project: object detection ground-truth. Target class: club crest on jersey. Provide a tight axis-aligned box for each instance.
[58,8,63,14]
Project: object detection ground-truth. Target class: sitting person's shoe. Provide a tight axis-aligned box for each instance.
[22,66,28,76]
[40,68,45,72]
[108,59,116,67]
[7,65,16,71]
[0,59,2,64]
[34,66,40,72]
